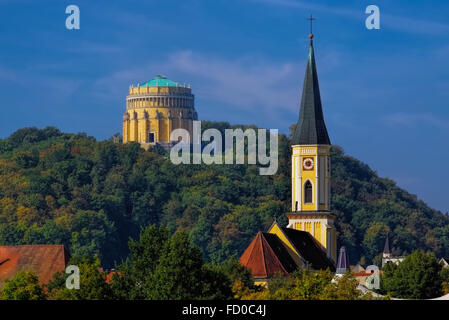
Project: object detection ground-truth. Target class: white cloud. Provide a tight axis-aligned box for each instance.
[92,51,301,111]
[168,50,298,111]
[92,48,343,118]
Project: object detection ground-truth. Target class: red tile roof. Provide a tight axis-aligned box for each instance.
[105,271,120,284]
[239,232,298,279]
[353,270,382,277]
[0,244,70,287]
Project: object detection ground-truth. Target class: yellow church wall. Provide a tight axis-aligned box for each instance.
[304,222,312,234]
[332,229,337,261]
[268,223,298,256]
[269,218,334,266]
[288,216,335,261]
[291,153,300,211]
[294,222,302,231]
[322,224,327,251]
[301,160,316,211]
[291,154,296,211]
[291,145,332,212]
[268,223,306,268]
[314,222,321,245]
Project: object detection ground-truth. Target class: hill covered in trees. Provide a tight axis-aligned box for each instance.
[0,122,448,267]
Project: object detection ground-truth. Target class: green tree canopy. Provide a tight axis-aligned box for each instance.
[110,225,233,300]
[0,124,448,268]
[46,256,113,300]
[0,270,47,300]
[381,250,443,299]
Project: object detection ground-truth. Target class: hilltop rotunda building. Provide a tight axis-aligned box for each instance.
[122,75,198,150]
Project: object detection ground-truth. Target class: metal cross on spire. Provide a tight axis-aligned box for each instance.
[307,14,316,39]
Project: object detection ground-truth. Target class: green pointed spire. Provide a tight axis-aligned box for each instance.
[292,37,331,145]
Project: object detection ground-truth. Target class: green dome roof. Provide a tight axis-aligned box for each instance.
[139,75,179,87]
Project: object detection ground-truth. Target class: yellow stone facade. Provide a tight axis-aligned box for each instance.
[291,145,331,212]
[122,75,198,150]
[286,143,337,262]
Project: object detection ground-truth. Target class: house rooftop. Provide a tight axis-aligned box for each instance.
[240,232,298,279]
[0,244,70,288]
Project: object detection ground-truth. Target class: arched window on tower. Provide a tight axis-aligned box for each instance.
[304,180,313,204]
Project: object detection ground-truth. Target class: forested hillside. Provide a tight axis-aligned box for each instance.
[0,123,448,267]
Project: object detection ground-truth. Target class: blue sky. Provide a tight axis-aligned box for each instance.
[0,0,448,213]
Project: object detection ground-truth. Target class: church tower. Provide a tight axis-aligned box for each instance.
[286,29,337,263]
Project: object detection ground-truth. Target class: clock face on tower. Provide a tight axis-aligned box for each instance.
[303,157,314,170]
